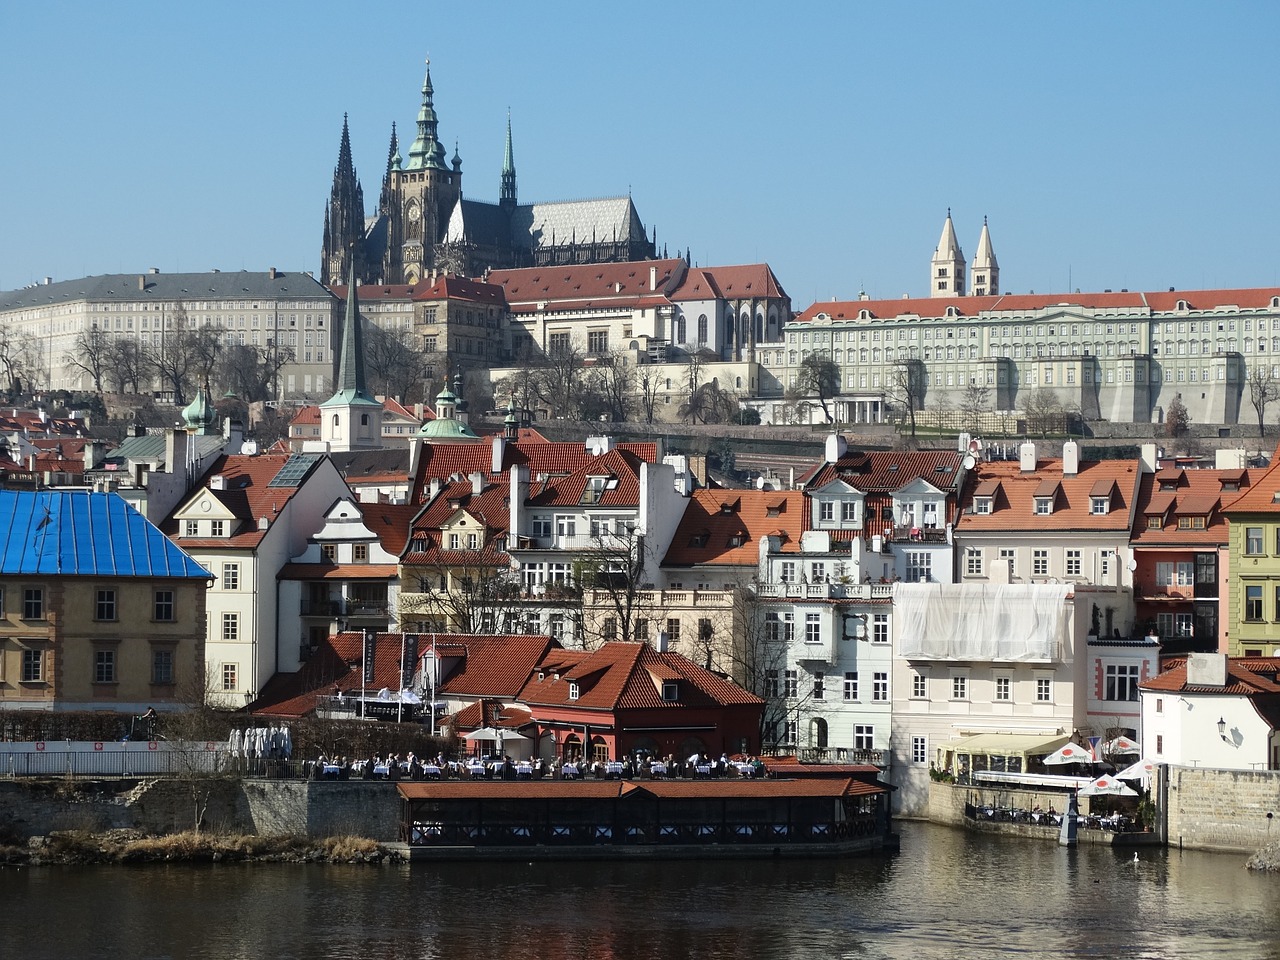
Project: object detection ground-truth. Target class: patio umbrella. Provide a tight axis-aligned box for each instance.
[1078,774,1138,797]
[1044,742,1095,765]
[463,727,529,742]
[1104,735,1141,755]
[1116,757,1156,783]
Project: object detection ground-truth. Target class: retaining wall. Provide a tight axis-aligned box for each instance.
[1166,766,1280,853]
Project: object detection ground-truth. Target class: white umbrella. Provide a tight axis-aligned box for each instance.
[1044,742,1095,765]
[229,729,242,758]
[463,726,529,742]
[1116,757,1156,783]
[1078,774,1138,797]
[1104,735,1141,755]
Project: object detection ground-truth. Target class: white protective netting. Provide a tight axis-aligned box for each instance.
[893,582,1071,661]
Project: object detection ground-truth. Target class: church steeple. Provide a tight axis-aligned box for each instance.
[930,209,966,298]
[971,216,999,297]
[406,60,447,171]
[500,110,517,210]
[319,261,381,451]
[320,113,367,287]
[378,122,399,216]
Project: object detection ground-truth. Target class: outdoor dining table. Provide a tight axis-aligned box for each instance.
[605,762,624,777]
[562,763,580,779]
[466,762,486,777]
[649,762,668,777]
[322,764,340,779]
[423,764,442,778]
[516,762,533,779]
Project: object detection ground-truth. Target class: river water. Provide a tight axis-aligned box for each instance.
[2,822,1278,959]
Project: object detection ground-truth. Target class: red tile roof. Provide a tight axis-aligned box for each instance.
[488,259,687,305]
[1221,457,1280,514]
[663,489,806,567]
[670,263,788,302]
[525,448,643,508]
[797,449,965,492]
[518,642,762,711]
[1141,657,1280,695]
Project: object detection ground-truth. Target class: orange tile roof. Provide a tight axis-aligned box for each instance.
[670,263,788,302]
[519,642,762,711]
[663,489,805,567]
[957,457,1137,532]
[526,448,643,508]
[1221,457,1280,514]
[414,275,508,306]
[1140,658,1280,695]
[434,634,558,698]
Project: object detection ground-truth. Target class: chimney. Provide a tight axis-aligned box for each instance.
[224,418,244,455]
[491,435,506,474]
[42,277,52,285]
[269,267,278,280]
[138,275,146,290]
[1186,652,1227,688]
[209,474,227,491]
[429,478,442,501]
[148,267,159,275]
[824,433,847,464]
[469,470,485,495]
[1019,442,1037,473]
[82,440,104,471]
[649,265,658,291]
[165,428,188,479]
[1139,442,1158,474]
[1062,440,1079,477]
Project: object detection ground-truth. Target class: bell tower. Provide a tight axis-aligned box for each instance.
[930,210,966,298]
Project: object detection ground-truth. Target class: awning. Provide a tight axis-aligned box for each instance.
[943,733,1069,758]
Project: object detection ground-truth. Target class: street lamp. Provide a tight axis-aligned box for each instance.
[1218,717,1228,742]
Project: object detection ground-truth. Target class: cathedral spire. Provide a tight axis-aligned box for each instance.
[321,114,366,287]
[500,109,517,209]
[971,216,999,297]
[406,59,447,171]
[379,121,400,216]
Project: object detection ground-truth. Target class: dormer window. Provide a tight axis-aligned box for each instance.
[568,682,579,701]
[1147,515,1163,529]
[728,533,745,548]
[184,519,198,537]
[210,520,226,537]
[974,498,993,515]
[661,681,679,702]
[1034,497,1053,516]
[819,501,835,522]
[689,532,710,547]
[1090,496,1110,515]
[582,475,609,504]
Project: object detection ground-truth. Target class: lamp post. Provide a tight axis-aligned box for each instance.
[1218,717,1228,742]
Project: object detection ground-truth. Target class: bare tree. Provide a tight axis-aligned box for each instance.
[144,303,201,405]
[796,351,840,423]
[578,526,659,650]
[1022,387,1063,438]
[638,368,661,425]
[888,359,926,438]
[364,324,436,402]
[401,560,525,635]
[216,342,297,403]
[64,327,112,392]
[682,349,713,424]
[0,320,38,396]
[591,351,636,422]
[1247,365,1279,436]
[960,380,991,431]
[680,380,739,425]
[105,337,147,394]
[536,337,586,418]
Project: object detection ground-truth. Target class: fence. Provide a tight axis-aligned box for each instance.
[0,741,229,778]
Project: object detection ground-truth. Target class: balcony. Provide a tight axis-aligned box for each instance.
[888,525,947,543]
[799,747,886,767]
[515,533,633,553]
[756,583,893,601]
[300,597,388,619]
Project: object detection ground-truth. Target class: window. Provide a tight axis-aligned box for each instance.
[995,676,1011,701]
[810,562,826,582]
[1246,527,1264,555]
[1100,549,1114,580]
[94,650,116,684]
[665,618,681,643]
[602,616,617,641]
[449,533,460,550]
[555,515,576,538]
[785,719,798,746]
[1066,550,1081,577]
[222,563,240,591]
[549,613,565,641]
[1034,497,1052,515]
[153,649,174,685]
[322,543,337,562]
[661,681,679,702]
[353,544,368,563]
[222,663,238,691]
[872,672,888,701]
[765,669,779,698]
[766,612,794,643]
[911,736,927,764]
[812,672,825,700]
[905,552,932,583]
[1035,678,1052,703]
[1156,734,1164,756]
[569,682,580,700]
[222,612,239,641]
[784,669,798,698]
[21,649,42,682]
[872,613,889,644]
[853,725,874,751]
[780,561,796,584]
[1091,496,1109,515]
[468,533,479,550]
[805,612,821,643]
[965,547,983,576]
[532,517,552,539]
[1104,664,1140,702]
[912,672,926,698]
[1246,584,1264,621]
[184,520,198,537]
[587,331,608,353]
[23,588,43,620]
[1033,550,1049,577]
[95,589,117,621]
[210,520,225,537]
[819,501,834,522]
[951,675,968,700]
[842,501,858,523]
[154,590,174,621]
[973,498,992,515]
[548,333,570,355]
[635,618,649,641]
[1155,562,1194,586]
[843,672,858,700]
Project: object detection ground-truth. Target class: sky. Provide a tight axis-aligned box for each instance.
[2,1,1279,309]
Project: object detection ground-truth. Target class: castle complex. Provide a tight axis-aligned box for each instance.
[321,62,656,288]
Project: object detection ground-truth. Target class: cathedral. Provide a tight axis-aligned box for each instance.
[321,62,657,287]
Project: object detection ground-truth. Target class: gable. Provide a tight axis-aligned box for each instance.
[173,488,238,522]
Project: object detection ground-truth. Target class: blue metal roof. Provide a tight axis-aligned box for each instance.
[0,490,211,579]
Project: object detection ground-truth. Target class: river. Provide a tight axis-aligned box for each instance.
[2,822,1278,959]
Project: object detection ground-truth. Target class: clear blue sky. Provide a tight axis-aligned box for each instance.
[3,1,1278,308]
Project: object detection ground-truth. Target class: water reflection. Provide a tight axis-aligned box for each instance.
[3,824,1280,959]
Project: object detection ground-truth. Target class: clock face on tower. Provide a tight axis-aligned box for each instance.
[407,202,421,223]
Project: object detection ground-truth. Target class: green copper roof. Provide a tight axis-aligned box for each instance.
[182,388,216,433]
[417,417,479,440]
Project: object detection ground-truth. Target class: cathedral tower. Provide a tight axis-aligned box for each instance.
[384,60,463,284]
[971,217,999,296]
[930,210,966,298]
[320,115,369,288]
[499,110,517,211]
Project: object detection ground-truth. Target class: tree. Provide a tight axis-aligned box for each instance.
[1022,387,1063,438]
[364,324,436,402]
[590,351,636,422]
[401,559,526,635]
[638,368,661,425]
[960,380,991,432]
[680,380,739,425]
[144,303,202,405]
[64,327,112,392]
[579,527,659,650]
[535,337,586,418]
[680,348,719,424]
[0,320,38,396]
[1165,393,1191,438]
[888,360,925,438]
[216,342,296,403]
[104,337,147,394]
[1246,365,1279,437]
[796,351,840,423]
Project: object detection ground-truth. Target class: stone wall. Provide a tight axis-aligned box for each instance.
[0,778,401,842]
[1166,766,1280,854]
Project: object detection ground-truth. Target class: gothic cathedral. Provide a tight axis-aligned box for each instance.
[321,61,657,287]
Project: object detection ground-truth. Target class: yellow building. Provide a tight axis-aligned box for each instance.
[1221,462,1280,656]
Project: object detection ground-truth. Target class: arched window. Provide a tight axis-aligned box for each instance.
[809,717,828,749]
[697,314,708,344]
